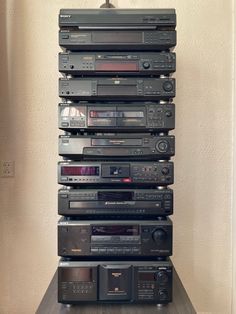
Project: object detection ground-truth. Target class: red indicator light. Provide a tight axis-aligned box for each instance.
[122,178,132,183]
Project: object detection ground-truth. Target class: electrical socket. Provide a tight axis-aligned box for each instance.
[0,161,15,177]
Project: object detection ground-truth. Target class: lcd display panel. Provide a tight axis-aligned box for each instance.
[138,272,156,281]
[97,191,134,201]
[92,31,143,43]
[61,268,92,282]
[92,225,139,235]
[95,61,138,71]
[61,166,99,176]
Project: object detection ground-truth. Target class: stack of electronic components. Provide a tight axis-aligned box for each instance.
[57,8,176,305]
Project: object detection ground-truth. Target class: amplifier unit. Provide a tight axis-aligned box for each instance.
[58,218,172,258]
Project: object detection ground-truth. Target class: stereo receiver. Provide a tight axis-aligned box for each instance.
[59,77,175,101]
[58,187,173,217]
[59,102,175,133]
[58,218,172,258]
[59,52,176,76]
[58,259,173,304]
[58,161,174,186]
[59,134,175,160]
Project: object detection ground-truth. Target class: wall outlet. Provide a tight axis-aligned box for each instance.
[0,161,15,177]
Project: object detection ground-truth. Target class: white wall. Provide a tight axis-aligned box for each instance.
[0,1,233,313]
[232,1,236,313]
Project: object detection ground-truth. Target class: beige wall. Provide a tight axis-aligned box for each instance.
[0,0,233,313]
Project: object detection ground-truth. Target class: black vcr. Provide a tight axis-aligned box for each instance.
[58,187,173,217]
[58,218,172,258]
[58,102,175,133]
[59,52,176,76]
[58,259,173,304]
[58,161,174,186]
[59,134,175,160]
[59,77,175,101]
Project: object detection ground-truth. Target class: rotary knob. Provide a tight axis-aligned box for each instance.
[163,81,173,92]
[142,61,150,69]
[152,228,167,243]
[156,271,169,284]
[156,140,169,153]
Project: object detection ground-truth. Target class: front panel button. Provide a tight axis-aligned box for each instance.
[143,61,151,69]
[162,167,169,175]
[163,81,173,92]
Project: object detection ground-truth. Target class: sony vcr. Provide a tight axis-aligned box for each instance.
[58,161,174,186]
[59,134,175,160]
[59,77,175,101]
[58,259,172,304]
[59,102,175,133]
[58,187,173,217]
[58,218,172,258]
[59,52,176,76]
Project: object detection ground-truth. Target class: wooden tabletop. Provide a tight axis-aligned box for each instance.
[36,269,196,314]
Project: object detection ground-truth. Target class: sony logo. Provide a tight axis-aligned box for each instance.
[60,15,71,18]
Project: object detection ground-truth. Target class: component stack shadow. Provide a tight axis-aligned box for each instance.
[57,8,176,306]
